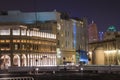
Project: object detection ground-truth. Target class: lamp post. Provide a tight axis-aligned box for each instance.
[34,59,38,74]
[63,57,66,71]
[36,59,38,66]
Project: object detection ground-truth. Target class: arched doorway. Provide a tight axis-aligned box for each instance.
[21,54,26,66]
[94,47,105,65]
[0,55,11,69]
[13,55,20,66]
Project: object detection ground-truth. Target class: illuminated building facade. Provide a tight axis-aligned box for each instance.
[0,10,88,66]
[57,19,76,65]
[107,25,117,32]
[57,17,88,65]
[88,21,98,42]
[0,24,56,69]
[104,25,117,40]
[88,31,120,65]
[72,18,88,64]
[73,18,88,51]
[32,13,88,65]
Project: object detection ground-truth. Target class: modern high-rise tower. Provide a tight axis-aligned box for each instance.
[88,21,98,42]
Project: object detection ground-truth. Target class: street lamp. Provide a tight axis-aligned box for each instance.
[63,57,66,71]
[35,59,38,66]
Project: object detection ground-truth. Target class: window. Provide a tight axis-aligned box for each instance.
[0,29,10,35]
[22,44,25,50]
[57,40,59,45]
[14,43,20,50]
[21,29,26,36]
[15,44,18,50]
[66,41,67,48]
[16,40,20,42]
[13,29,20,35]
[1,44,10,50]
[0,40,5,43]
[6,40,10,43]
[21,40,26,43]
[27,30,30,36]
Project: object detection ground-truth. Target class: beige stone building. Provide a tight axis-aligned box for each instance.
[0,24,56,69]
[88,32,120,65]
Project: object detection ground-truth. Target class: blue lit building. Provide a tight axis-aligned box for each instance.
[0,10,60,23]
[98,32,104,41]
[79,50,88,64]
[72,18,88,64]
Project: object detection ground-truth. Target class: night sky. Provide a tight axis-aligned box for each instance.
[0,0,120,32]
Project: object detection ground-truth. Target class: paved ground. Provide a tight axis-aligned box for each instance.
[31,72,120,80]
[0,70,120,80]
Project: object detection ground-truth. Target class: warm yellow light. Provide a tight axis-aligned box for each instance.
[6,40,10,43]
[89,52,92,55]
[118,50,120,53]
[1,40,5,43]
[104,50,116,54]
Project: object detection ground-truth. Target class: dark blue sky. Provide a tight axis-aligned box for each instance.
[0,0,120,32]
